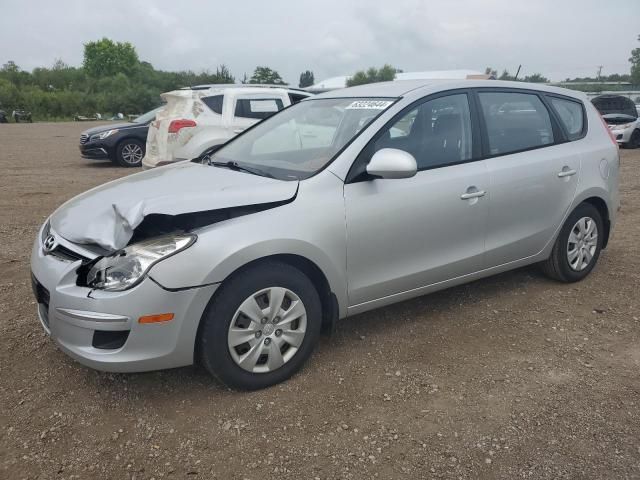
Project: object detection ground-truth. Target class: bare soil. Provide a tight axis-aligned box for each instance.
[1,121,639,480]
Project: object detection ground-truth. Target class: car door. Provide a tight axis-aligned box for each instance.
[230,94,286,136]
[475,89,582,267]
[344,92,489,306]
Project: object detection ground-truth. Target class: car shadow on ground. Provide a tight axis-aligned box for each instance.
[64,264,551,397]
[80,161,122,169]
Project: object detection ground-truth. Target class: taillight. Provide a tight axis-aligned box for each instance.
[598,113,618,148]
[168,119,197,133]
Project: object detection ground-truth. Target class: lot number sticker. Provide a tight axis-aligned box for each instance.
[346,100,393,110]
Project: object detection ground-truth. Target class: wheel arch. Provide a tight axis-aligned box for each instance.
[581,196,611,249]
[193,253,340,365]
[115,135,145,150]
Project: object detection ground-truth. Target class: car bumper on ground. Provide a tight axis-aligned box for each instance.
[30,224,218,372]
[79,143,110,159]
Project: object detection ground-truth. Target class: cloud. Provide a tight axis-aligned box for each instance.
[0,0,638,83]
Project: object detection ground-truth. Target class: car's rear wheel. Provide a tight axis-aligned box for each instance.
[541,203,603,283]
[115,139,144,167]
[198,261,322,390]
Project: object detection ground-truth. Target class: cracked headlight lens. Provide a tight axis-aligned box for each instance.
[86,234,196,291]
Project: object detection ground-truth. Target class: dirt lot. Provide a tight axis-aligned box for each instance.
[0,121,639,480]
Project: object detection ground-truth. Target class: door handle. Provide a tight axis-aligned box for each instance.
[233,128,245,134]
[460,190,486,200]
[557,168,577,178]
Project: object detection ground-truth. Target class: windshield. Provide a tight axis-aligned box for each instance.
[132,106,164,124]
[210,97,396,180]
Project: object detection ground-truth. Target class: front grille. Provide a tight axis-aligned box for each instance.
[42,222,90,262]
[80,133,89,144]
[31,274,50,327]
[50,244,88,262]
[41,220,51,242]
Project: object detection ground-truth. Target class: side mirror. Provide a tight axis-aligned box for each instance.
[366,148,417,179]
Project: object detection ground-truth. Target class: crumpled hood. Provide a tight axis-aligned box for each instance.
[50,162,298,251]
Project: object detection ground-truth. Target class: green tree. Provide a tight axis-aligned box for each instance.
[249,66,287,85]
[523,73,549,83]
[214,64,234,83]
[346,64,398,87]
[0,61,31,87]
[298,70,314,88]
[498,69,516,81]
[630,34,640,84]
[0,77,20,109]
[83,38,139,78]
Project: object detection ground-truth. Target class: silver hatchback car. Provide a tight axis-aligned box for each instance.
[31,80,620,389]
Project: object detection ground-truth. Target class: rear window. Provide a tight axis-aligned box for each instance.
[235,98,284,120]
[202,95,223,115]
[478,91,554,156]
[549,97,585,140]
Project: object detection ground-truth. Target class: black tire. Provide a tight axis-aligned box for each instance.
[198,261,322,390]
[541,203,603,283]
[630,129,640,149]
[114,139,145,167]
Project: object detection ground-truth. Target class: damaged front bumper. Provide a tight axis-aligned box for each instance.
[30,223,217,372]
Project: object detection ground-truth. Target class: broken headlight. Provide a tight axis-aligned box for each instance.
[86,234,196,291]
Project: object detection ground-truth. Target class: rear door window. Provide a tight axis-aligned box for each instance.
[478,91,554,156]
[202,95,224,115]
[235,98,284,120]
[548,97,585,140]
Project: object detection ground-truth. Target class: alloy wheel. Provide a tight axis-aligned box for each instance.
[121,143,144,164]
[567,216,598,271]
[227,287,307,373]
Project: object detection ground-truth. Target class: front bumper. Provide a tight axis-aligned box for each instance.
[79,143,110,159]
[30,224,218,372]
[609,127,633,144]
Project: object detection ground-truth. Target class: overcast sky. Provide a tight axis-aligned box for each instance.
[1,0,638,84]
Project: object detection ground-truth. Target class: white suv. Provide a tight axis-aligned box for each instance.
[142,85,312,169]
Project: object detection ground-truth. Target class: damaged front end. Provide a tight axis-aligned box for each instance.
[74,197,296,292]
[46,161,299,291]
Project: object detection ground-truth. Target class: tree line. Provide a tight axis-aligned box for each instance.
[0,38,304,120]
[1,35,638,121]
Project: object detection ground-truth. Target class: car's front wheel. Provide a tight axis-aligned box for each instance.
[115,139,145,167]
[541,203,604,282]
[629,129,640,149]
[198,261,322,390]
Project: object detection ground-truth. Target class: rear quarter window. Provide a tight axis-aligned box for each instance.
[202,95,224,115]
[289,93,310,104]
[548,97,585,140]
[235,98,284,120]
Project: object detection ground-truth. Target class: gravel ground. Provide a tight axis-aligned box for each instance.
[1,121,639,480]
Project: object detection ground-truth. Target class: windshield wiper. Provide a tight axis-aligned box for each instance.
[210,160,274,178]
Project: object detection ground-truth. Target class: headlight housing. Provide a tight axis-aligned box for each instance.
[86,234,196,291]
[610,122,634,131]
[89,129,119,142]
